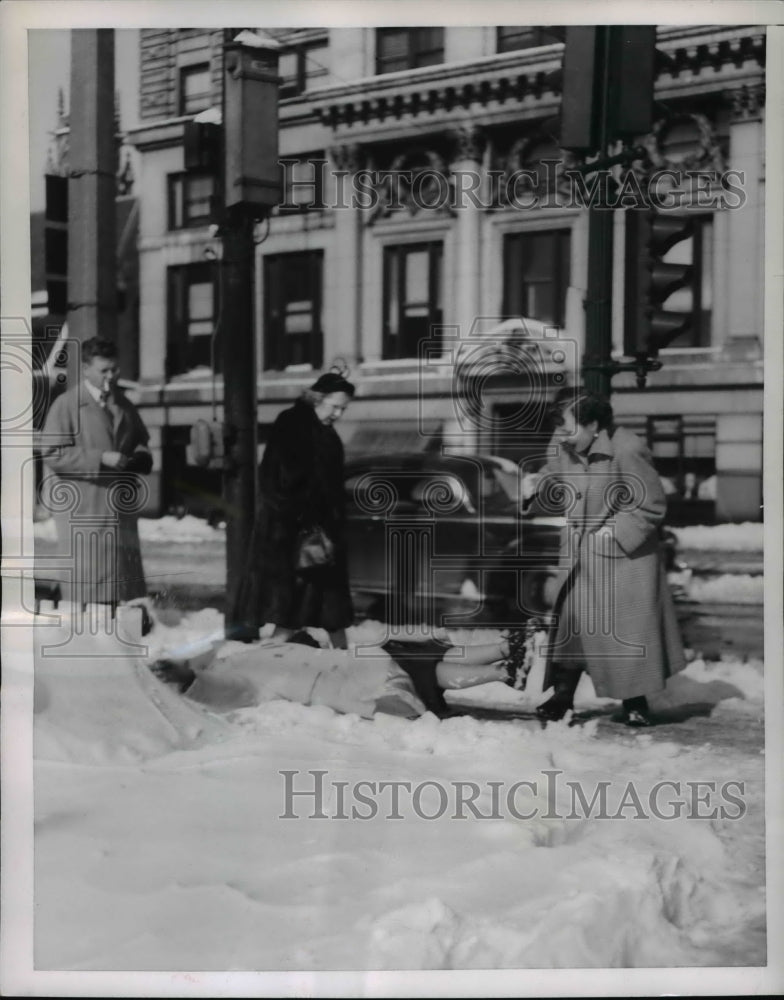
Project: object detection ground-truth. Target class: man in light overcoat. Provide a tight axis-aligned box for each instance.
[40,338,152,606]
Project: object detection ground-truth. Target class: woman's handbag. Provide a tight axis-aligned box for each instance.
[295,526,335,572]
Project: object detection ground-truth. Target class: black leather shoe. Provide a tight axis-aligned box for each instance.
[535,663,582,721]
[535,694,573,722]
[621,696,653,727]
[289,629,321,648]
[623,709,652,727]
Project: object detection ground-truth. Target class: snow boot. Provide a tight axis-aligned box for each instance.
[621,696,653,727]
[536,664,582,722]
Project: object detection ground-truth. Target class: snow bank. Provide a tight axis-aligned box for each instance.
[672,522,763,551]
[29,609,767,971]
[33,608,229,764]
[138,514,225,542]
[34,514,225,544]
[686,573,763,605]
[35,516,764,551]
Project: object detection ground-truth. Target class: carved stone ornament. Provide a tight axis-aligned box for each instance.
[449,124,486,165]
[328,143,364,175]
[366,147,454,224]
[497,131,575,205]
[640,113,725,173]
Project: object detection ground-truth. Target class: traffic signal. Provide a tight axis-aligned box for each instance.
[223,32,281,215]
[561,26,657,152]
[184,119,221,174]
[625,210,696,356]
[44,174,68,316]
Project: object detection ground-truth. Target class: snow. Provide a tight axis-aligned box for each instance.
[34,516,766,551]
[686,573,763,605]
[672,522,763,551]
[33,514,226,545]
[21,606,769,980]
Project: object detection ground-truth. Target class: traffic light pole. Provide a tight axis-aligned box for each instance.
[581,27,614,399]
[568,26,662,393]
[583,202,615,399]
[221,210,258,636]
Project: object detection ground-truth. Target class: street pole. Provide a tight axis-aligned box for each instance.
[221,210,258,634]
[67,29,116,345]
[215,30,280,638]
[582,26,613,400]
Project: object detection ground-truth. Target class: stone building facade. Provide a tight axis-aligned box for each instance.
[127,25,766,522]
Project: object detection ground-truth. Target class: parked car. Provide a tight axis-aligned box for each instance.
[343,451,564,627]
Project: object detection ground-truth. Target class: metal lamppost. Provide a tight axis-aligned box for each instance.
[185,31,281,635]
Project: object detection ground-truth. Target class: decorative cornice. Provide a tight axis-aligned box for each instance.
[311,47,562,132]
[310,25,765,135]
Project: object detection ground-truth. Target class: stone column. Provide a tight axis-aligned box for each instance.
[327,143,364,366]
[449,125,486,340]
[447,125,486,453]
[725,85,765,345]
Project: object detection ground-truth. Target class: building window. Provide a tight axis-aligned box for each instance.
[278,154,326,213]
[263,251,324,370]
[167,263,219,377]
[503,229,571,326]
[383,242,443,359]
[279,41,328,98]
[179,63,211,116]
[496,27,563,53]
[168,173,216,229]
[376,28,444,74]
[640,414,716,524]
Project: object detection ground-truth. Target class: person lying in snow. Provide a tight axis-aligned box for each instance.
[151,626,534,720]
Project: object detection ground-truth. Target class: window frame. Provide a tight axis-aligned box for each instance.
[278,40,329,98]
[167,171,216,230]
[166,262,219,378]
[496,26,563,53]
[382,241,444,360]
[502,228,571,327]
[263,250,324,371]
[277,154,327,214]
[375,28,445,74]
[178,62,212,117]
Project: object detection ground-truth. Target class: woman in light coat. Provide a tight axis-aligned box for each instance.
[524,390,686,726]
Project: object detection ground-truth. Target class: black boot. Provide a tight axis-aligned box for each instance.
[621,696,652,728]
[536,664,582,722]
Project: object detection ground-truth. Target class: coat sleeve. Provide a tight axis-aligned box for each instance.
[260,408,317,523]
[40,395,104,477]
[522,443,563,516]
[609,436,666,556]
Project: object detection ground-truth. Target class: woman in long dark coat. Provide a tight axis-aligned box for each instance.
[524,390,686,726]
[235,372,355,648]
